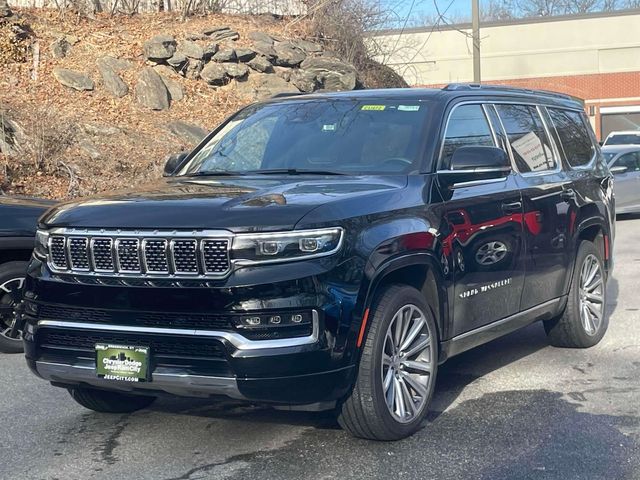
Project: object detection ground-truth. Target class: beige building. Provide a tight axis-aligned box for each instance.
[371,9,640,140]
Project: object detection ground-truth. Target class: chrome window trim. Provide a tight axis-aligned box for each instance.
[37,310,319,350]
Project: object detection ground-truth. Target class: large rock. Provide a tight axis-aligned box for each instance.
[167,52,187,68]
[52,68,94,91]
[273,41,306,67]
[212,47,236,63]
[185,32,209,41]
[234,73,299,101]
[247,31,275,45]
[0,116,26,155]
[223,63,249,79]
[135,67,170,110]
[184,59,204,79]
[235,48,256,62]
[178,40,204,60]
[143,34,177,61]
[290,38,323,54]
[97,55,132,72]
[252,41,276,61]
[290,69,318,93]
[157,73,184,101]
[203,43,218,61]
[200,63,227,86]
[49,37,71,59]
[96,59,128,98]
[203,26,239,42]
[167,120,208,145]
[247,55,272,73]
[300,57,357,91]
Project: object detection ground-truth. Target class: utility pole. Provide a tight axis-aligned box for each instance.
[472,0,481,83]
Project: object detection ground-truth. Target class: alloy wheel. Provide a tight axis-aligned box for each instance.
[578,254,604,336]
[475,241,508,266]
[381,304,435,424]
[0,277,25,340]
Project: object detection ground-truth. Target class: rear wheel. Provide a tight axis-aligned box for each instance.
[544,241,608,348]
[68,388,156,413]
[338,285,438,440]
[0,261,28,354]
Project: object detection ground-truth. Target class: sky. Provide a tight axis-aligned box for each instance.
[380,0,474,27]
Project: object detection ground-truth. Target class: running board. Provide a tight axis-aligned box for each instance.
[439,296,567,363]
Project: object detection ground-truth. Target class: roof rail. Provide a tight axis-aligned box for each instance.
[270,92,309,99]
[442,83,582,103]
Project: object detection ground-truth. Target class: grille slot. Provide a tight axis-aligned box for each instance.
[92,238,114,271]
[47,230,231,278]
[50,236,68,269]
[143,240,169,273]
[202,240,230,273]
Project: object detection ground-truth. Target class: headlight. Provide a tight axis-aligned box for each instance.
[34,229,49,260]
[232,227,343,264]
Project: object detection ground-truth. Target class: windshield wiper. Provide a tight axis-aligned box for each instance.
[247,168,346,176]
[184,171,246,177]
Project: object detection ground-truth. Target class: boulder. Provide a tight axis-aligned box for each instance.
[157,73,184,101]
[203,26,239,42]
[153,64,181,79]
[251,41,276,61]
[273,41,306,67]
[167,52,188,68]
[78,139,101,160]
[235,48,256,62]
[234,73,299,101]
[52,68,94,91]
[247,31,275,45]
[0,116,26,155]
[81,123,121,136]
[203,43,218,61]
[97,55,132,72]
[290,69,318,93]
[300,57,357,91]
[185,33,210,41]
[212,47,236,63]
[184,59,204,79]
[178,40,204,60]
[167,120,208,145]
[135,67,170,110]
[247,55,273,73]
[143,34,177,62]
[49,37,71,59]
[223,62,249,79]
[290,38,323,54]
[274,66,292,82]
[96,59,128,98]
[202,26,231,35]
[200,63,228,86]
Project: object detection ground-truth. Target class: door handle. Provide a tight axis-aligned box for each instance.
[501,201,522,213]
[561,188,576,200]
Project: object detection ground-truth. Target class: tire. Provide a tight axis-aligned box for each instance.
[69,388,156,413]
[0,261,28,354]
[544,241,608,348]
[338,284,438,441]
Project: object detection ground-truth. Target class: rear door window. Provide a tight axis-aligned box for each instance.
[440,104,495,169]
[547,108,595,168]
[496,104,557,173]
[613,152,640,171]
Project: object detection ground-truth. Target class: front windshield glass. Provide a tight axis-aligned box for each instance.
[179,99,431,176]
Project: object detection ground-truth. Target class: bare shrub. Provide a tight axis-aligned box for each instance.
[303,0,408,89]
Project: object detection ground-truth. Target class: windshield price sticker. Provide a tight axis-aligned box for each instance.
[361,105,386,111]
[398,105,421,111]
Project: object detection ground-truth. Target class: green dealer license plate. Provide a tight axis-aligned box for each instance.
[95,344,150,382]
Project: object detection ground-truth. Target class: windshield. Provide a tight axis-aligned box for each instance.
[603,152,617,163]
[605,134,640,145]
[178,99,431,176]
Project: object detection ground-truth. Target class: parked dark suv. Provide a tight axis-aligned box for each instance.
[24,85,614,440]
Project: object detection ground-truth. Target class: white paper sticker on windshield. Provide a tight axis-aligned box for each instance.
[322,124,337,131]
[511,132,554,171]
[398,105,420,112]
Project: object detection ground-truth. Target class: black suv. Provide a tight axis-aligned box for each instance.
[24,85,614,440]
[0,195,53,353]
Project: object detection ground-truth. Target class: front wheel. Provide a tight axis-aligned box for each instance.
[0,261,28,354]
[338,285,438,441]
[544,241,608,348]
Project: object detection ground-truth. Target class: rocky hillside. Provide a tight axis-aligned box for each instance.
[0,8,394,199]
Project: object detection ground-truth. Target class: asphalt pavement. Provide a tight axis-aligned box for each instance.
[1,217,639,480]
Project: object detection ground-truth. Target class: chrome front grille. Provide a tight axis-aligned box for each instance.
[47,229,231,278]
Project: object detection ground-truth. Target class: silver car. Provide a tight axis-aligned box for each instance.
[603,145,640,214]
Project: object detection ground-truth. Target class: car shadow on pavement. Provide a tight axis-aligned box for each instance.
[148,277,620,431]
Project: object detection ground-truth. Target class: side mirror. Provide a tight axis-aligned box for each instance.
[610,165,628,175]
[163,153,188,177]
[438,146,511,187]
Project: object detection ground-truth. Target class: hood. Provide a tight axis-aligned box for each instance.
[41,175,408,231]
[0,195,56,236]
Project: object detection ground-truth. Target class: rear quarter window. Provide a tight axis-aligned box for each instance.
[547,108,595,168]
